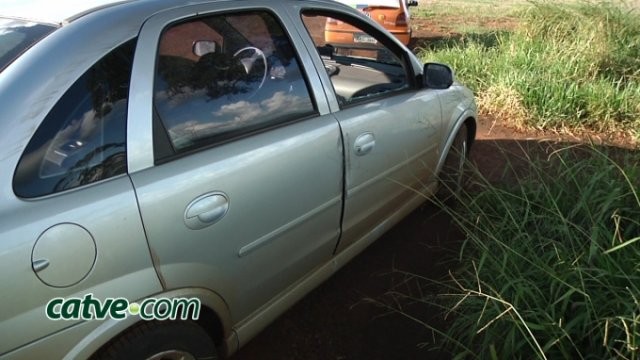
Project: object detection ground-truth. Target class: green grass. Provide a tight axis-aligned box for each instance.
[416,1,640,140]
[383,2,640,357]
[434,146,640,359]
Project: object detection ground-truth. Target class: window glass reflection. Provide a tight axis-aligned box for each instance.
[14,40,134,198]
[154,11,315,153]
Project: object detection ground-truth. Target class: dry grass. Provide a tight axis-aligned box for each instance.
[413,0,566,21]
[476,85,529,130]
[416,1,640,144]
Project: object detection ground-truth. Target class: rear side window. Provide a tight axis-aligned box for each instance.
[13,40,135,198]
[153,10,315,157]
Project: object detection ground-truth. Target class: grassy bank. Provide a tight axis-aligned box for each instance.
[417,1,640,141]
[433,146,640,359]
[396,2,640,357]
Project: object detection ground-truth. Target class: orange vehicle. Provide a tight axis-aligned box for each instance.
[325,0,418,46]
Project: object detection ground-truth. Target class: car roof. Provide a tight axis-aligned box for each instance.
[2,0,356,25]
[0,0,130,25]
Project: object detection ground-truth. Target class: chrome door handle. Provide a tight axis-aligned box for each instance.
[354,132,375,156]
[184,193,229,230]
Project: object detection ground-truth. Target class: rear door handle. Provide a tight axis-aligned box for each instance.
[354,132,375,156]
[184,193,229,230]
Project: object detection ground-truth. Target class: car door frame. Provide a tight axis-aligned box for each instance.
[284,1,445,253]
[126,0,348,351]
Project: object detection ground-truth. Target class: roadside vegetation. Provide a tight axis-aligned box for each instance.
[377,144,640,359]
[379,1,640,358]
[417,0,640,142]
[434,146,640,359]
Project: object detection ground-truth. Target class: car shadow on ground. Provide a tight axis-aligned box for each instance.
[233,138,638,360]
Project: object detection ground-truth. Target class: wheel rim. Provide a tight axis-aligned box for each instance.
[145,350,197,360]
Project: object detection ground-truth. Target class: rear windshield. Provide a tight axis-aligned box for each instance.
[0,18,56,73]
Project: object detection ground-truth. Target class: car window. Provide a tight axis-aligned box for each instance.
[301,11,410,106]
[0,18,56,73]
[153,11,315,157]
[13,40,135,198]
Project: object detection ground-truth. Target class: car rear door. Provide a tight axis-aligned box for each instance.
[127,3,343,325]
[293,5,443,252]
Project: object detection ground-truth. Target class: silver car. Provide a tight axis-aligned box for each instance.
[0,0,476,358]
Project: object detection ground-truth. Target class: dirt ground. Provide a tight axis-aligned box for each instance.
[232,14,637,360]
[410,16,518,45]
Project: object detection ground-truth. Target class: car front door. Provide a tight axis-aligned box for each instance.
[295,6,443,252]
[127,3,343,326]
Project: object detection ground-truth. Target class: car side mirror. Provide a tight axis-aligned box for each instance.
[407,0,419,7]
[423,62,453,89]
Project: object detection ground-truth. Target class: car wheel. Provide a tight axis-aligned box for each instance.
[93,321,218,360]
[437,125,470,203]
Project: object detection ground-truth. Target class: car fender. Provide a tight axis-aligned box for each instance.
[63,287,235,359]
[435,102,477,176]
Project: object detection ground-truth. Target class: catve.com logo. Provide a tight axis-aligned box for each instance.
[46,294,201,321]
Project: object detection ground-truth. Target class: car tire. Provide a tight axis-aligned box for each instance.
[93,321,218,360]
[437,125,470,203]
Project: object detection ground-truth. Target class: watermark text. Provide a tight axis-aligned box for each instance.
[46,294,201,321]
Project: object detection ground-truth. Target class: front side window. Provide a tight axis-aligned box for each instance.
[14,40,135,198]
[302,11,410,106]
[154,11,316,156]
